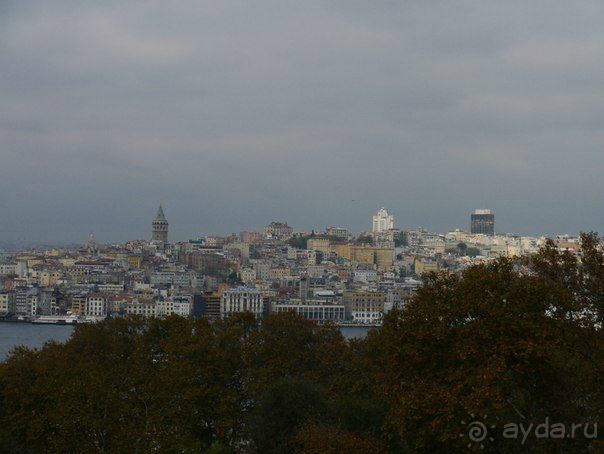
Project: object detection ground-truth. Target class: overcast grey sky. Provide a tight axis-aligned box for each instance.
[1,1,603,244]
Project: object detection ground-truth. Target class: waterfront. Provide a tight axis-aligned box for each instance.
[0,323,370,361]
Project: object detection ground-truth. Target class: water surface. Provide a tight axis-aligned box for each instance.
[0,323,74,361]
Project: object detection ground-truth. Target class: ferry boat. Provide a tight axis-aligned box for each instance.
[31,315,79,325]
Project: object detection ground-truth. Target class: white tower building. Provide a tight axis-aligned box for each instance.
[372,207,395,233]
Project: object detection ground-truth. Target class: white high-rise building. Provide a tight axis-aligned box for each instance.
[372,207,394,233]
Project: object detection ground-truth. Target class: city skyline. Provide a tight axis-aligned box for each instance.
[0,203,588,249]
[2,1,604,243]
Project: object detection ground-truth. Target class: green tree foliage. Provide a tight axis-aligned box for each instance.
[356,234,373,244]
[287,235,310,249]
[1,237,602,453]
[453,242,480,257]
[466,246,481,257]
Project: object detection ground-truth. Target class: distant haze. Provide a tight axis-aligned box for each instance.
[1,1,603,244]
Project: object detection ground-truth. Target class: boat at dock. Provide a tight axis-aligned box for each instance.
[31,315,79,325]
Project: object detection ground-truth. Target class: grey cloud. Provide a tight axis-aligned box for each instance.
[1,0,603,244]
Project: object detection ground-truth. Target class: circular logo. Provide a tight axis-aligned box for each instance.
[467,421,488,442]
[460,414,495,448]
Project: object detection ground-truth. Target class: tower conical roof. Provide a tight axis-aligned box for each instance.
[155,204,166,221]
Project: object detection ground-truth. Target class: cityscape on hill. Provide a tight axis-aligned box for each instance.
[0,205,585,326]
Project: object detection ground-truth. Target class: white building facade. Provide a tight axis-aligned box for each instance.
[271,301,345,324]
[372,207,395,233]
[220,287,268,319]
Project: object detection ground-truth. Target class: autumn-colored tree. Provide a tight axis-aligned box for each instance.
[0,315,258,452]
[243,312,348,397]
[246,377,330,453]
[370,257,601,452]
[530,232,604,324]
[293,423,386,454]
[241,312,390,451]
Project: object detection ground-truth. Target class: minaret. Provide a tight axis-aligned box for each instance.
[152,204,169,244]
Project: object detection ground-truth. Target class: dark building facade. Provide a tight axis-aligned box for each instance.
[471,209,495,236]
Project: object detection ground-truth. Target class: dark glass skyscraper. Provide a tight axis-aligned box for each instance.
[471,209,494,235]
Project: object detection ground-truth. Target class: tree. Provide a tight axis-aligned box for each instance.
[369,259,601,452]
[243,312,348,397]
[246,377,329,453]
[357,235,373,245]
[288,235,310,250]
[466,246,481,257]
[293,423,385,454]
[530,232,604,324]
[0,315,256,452]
